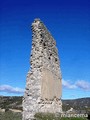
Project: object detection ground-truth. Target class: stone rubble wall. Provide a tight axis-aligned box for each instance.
[23,19,62,120]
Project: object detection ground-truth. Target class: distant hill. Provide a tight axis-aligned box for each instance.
[62,98,90,112]
[0,96,22,110]
[0,96,90,112]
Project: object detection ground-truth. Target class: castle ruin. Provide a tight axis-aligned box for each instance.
[23,19,62,120]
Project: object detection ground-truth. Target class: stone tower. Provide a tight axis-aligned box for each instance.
[23,19,62,120]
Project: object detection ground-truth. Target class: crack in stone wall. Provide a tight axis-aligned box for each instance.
[22,18,62,120]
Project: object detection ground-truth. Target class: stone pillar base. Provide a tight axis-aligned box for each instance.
[37,98,62,113]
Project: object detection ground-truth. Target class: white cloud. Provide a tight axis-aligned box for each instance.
[62,79,77,89]
[62,79,90,91]
[0,79,90,95]
[76,80,90,91]
[0,85,24,94]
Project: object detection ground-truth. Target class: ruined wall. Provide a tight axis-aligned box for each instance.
[23,19,62,120]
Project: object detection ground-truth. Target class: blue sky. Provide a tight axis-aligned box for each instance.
[0,0,90,99]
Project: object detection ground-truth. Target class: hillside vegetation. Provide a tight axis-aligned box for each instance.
[0,96,22,110]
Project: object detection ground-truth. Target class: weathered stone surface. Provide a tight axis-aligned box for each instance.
[22,18,62,120]
[41,68,61,99]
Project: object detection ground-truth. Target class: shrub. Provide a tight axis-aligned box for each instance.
[0,111,22,120]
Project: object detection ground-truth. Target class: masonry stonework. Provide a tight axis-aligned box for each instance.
[23,19,62,120]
